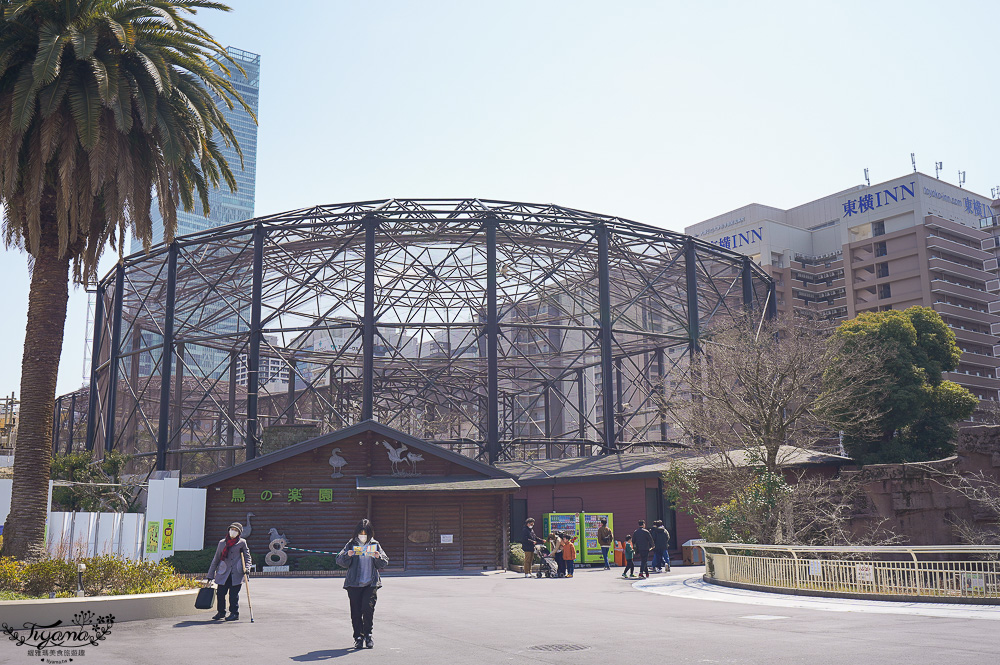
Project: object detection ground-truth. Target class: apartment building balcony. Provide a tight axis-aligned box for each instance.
[945,371,1000,390]
[925,235,992,262]
[926,216,992,243]
[928,256,994,282]
[930,279,996,304]
[933,301,996,325]
[960,352,1000,369]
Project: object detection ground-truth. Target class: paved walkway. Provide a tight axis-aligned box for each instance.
[6,566,1000,664]
[635,572,1000,620]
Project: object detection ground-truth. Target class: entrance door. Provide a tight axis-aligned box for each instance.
[404,504,462,571]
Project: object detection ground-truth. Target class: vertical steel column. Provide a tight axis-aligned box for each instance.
[67,393,76,454]
[227,350,237,467]
[155,243,178,470]
[486,216,500,463]
[597,224,617,454]
[85,284,105,451]
[615,357,624,444]
[170,343,184,468]
[362,216,377,421]
[286,357,296,423]
[104,263,125,453]
[577,368,586,439]
[657,347,668,441]
[246,223,264,460]
[741,256,754,311]
[52,397,61,454]
[543,384,552,459]
[685,239,700,356]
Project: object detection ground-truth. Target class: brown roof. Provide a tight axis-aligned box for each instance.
[498,446,851,485]
[356,476,520,492]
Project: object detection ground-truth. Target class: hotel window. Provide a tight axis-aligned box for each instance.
[876,262,889,278]
[872,220,886,237]
[874,241,887,257]
[878,283,891,299]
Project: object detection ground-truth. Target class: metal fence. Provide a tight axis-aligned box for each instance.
[700,543,1000,601]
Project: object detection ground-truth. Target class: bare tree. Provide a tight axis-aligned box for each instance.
[927,470,1000,546]
[663,456,901,546]
[661,313,888,471]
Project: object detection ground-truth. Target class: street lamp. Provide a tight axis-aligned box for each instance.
[77,563,86,597]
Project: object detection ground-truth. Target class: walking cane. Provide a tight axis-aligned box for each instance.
[244,570,255,623]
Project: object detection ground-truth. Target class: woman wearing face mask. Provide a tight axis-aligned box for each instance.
[336,519,389,649]
[206,522,252,621]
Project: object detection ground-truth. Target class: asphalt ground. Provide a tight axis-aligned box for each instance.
[5,566,1000,665]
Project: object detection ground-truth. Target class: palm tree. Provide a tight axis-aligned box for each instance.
[0,0,254,560]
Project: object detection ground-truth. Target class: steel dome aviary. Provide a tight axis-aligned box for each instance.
[82,198,774,476]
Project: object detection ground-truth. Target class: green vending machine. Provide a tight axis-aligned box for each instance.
[579,512,613,565]
[543,512,581,562]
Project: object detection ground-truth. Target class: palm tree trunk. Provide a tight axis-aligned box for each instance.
[1,217,71,561]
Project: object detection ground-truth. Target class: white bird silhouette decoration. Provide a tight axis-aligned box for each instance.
[381,440,409,474]
[404,451,424,474]
[328,447,347,478]
[243,512,256,538]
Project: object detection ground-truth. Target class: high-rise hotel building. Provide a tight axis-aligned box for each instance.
[131,46,260,252]
[685,172,1000,410]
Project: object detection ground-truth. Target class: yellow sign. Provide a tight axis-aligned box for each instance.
[162,519,175,551]
[146,521,160,554]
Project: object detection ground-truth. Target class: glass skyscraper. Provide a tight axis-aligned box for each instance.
[132,47,261,384]
[131,46,260,252]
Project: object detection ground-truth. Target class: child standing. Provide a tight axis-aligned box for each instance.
[551,532,566,578]
[562,535,577,578]
[622,535,635,578]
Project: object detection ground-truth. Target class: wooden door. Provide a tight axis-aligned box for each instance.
[404,504,463,571]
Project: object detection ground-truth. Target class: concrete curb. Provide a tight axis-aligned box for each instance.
[0,589,209,626]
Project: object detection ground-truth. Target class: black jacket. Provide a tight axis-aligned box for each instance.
[651,525,670,550]
[631,527,654,552]
[521,526,542,552]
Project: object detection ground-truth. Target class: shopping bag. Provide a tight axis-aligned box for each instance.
[195,584,215,610]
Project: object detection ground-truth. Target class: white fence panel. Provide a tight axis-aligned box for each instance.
[175,487,206,552]
[46,512,146,561]
[1,478,204,562]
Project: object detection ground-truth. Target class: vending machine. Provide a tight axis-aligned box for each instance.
[579,512,613,565]
[543,512,581,562]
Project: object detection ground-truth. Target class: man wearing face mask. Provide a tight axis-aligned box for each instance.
[206,522,252,621]
[336,519,389,649]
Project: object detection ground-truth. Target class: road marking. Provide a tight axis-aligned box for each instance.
[634,573,1000,620]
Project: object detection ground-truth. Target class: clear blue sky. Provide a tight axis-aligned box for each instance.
[0,0,997,397]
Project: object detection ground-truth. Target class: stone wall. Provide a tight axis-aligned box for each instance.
[844,426,1000,545]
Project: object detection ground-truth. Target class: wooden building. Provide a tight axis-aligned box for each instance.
[499,447,852,558]
[185,421,519,572]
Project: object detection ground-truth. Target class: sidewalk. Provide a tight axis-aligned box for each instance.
[7,565,998,664]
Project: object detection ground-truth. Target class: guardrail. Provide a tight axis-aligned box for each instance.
[699,543,1000,603]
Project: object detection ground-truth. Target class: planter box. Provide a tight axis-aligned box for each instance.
[0,589,207,626]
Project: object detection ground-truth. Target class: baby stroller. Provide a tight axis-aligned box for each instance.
[534,543,559,579]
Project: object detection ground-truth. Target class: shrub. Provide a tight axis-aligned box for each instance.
[21,559,75,596]
[164,547,217,574]
[508,544,524,567]
[295,555,341,571]
[0,555,194,597]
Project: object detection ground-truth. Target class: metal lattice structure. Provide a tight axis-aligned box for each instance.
[81,199,774,476]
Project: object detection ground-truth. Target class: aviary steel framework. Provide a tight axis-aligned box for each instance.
[82,199,774,476]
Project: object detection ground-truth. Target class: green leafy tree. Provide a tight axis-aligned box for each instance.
[835,306,977,464]
[50,450,138,512]
[0,0,254,560]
